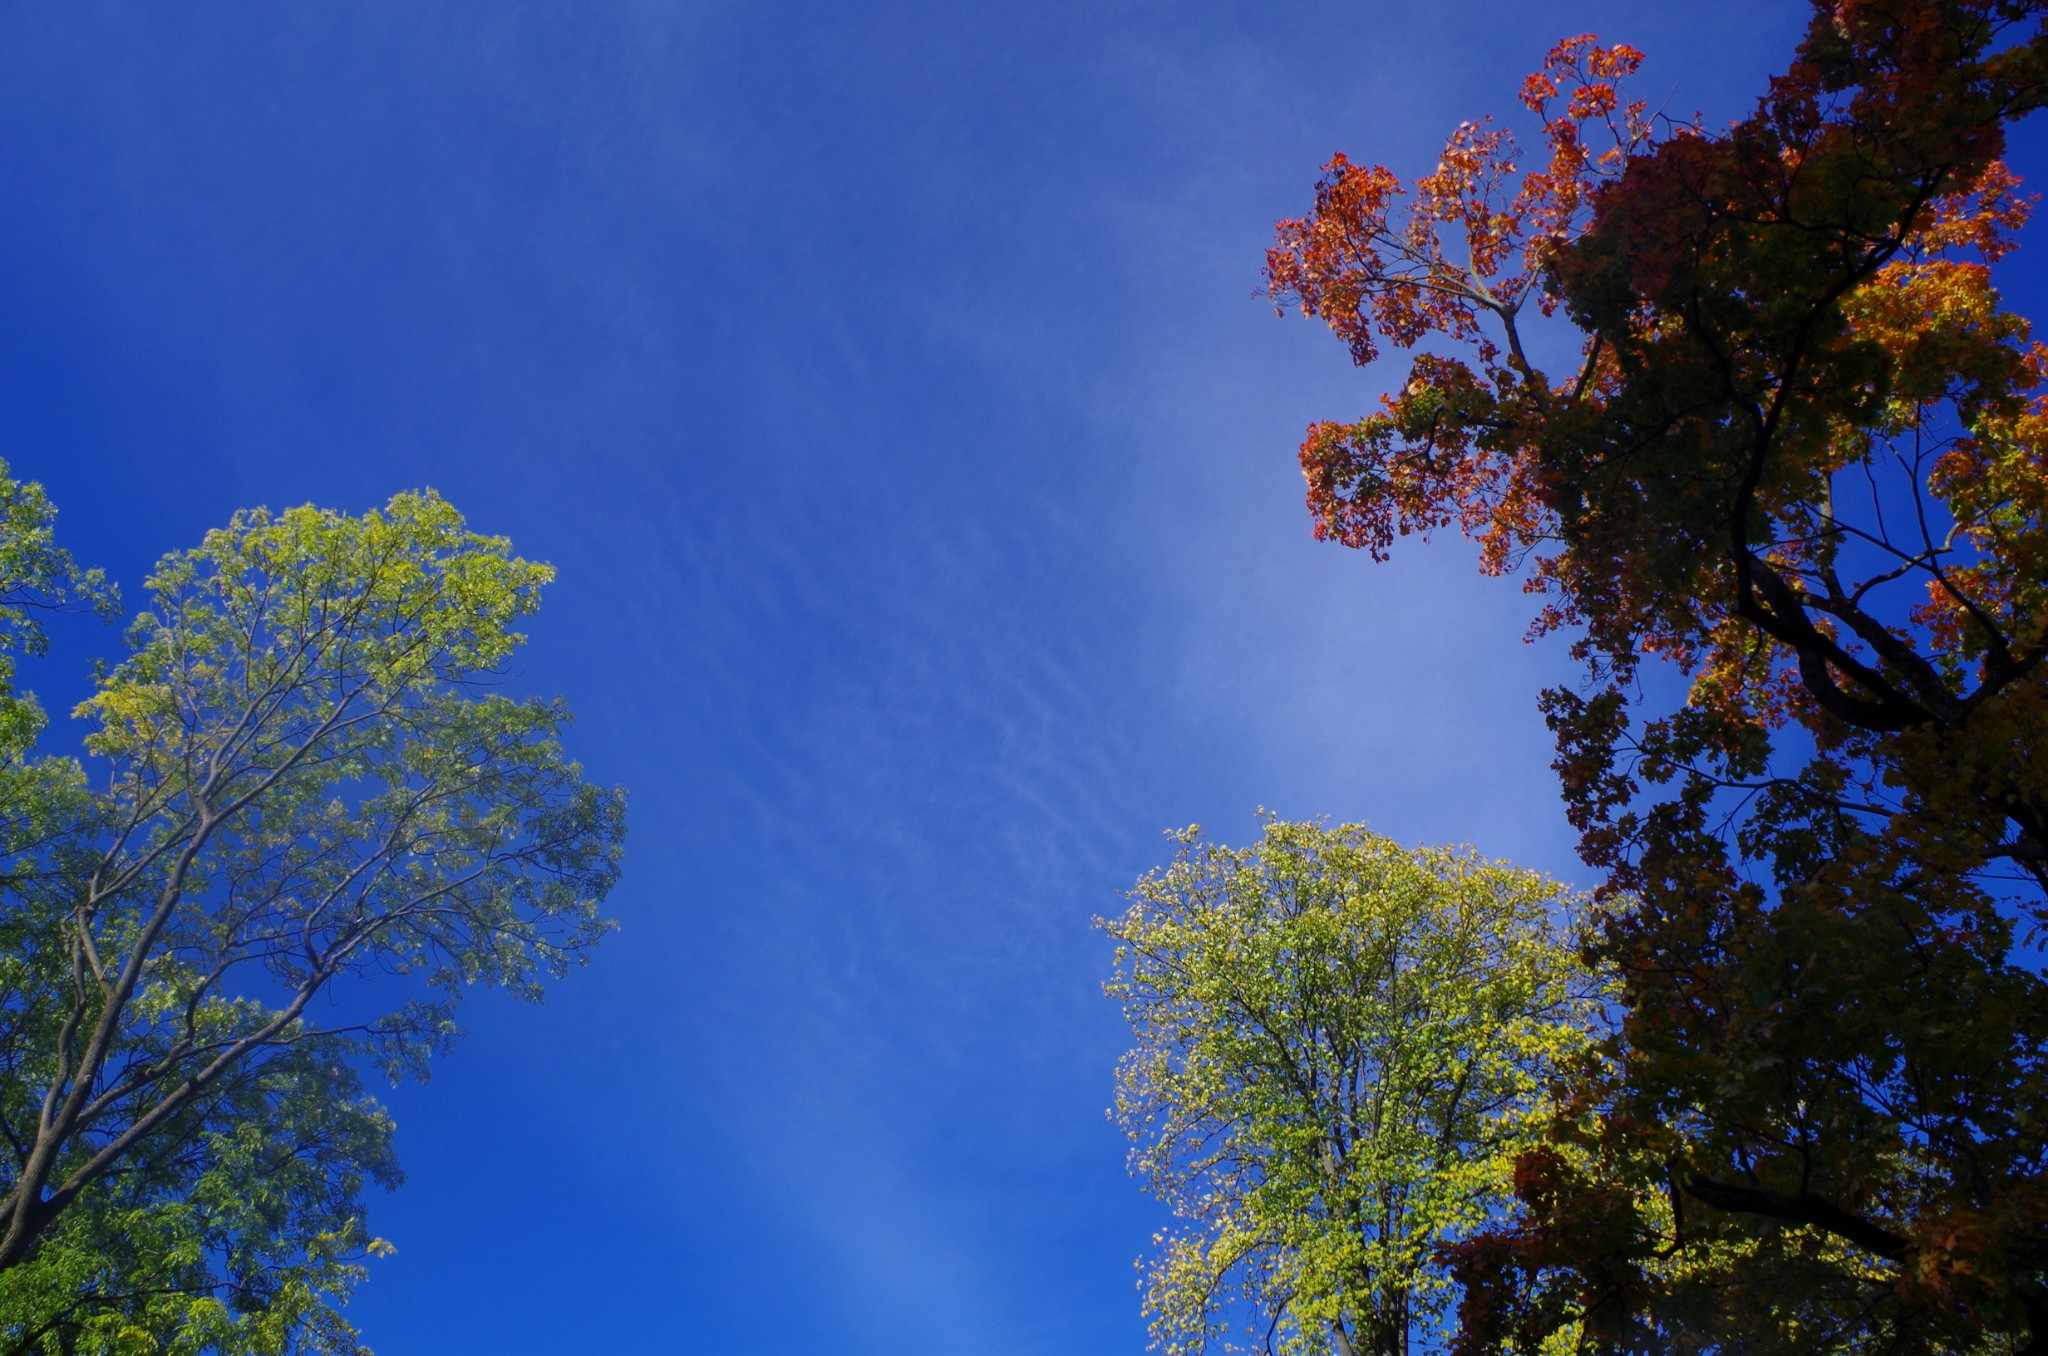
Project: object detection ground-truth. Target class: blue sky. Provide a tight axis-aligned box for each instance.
[0,3,1836,1351]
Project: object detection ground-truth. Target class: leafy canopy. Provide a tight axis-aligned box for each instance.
[1104,821,1604,1356]
[0,479,624,1354]
[1267,1,2048,1349]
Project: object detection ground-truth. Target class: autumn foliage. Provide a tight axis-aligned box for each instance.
[1269,1,2048,1350]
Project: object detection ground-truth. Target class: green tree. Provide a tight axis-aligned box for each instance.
[0,477,625,1353]
[1103,820,1606,1356]
[0,1039,398,1356]
[1264,2,2048,1347]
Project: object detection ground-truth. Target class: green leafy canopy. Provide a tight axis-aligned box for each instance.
[0,473,625,1355]
[1104,819,1608,1356]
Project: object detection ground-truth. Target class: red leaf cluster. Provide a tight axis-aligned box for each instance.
[1269,1,2048,1348]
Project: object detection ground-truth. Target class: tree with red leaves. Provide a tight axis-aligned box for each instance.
[1268,3,2048,1350]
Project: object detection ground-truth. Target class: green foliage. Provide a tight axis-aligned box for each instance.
[0,468,116,766]
[0,1040,398,1356]
[0,477,625,1353]
[1103,820,1607,1356]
